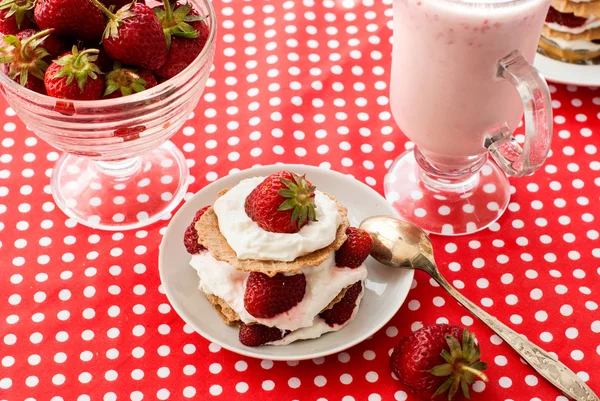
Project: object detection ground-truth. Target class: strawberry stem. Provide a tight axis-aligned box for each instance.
[89,0,116,19]
[459,365,489,382]
[163,0,174,23]
[20,28,52,60]
[74,48,99,69]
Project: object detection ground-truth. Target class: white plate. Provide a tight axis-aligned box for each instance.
[534,53,600,87]
[159,164,414,361]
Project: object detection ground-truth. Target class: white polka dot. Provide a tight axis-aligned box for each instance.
[571,350,584,361]
[499,377,512,388]
[288,377,301,388]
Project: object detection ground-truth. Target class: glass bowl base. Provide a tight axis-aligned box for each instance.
[51,141,189,231]
[384,150,510,236]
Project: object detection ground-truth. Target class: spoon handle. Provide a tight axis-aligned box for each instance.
[432,270,599,401]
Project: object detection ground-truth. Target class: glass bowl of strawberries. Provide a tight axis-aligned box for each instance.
[0,0,215,230]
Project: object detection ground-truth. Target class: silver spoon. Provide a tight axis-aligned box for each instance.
[360,216,599,401]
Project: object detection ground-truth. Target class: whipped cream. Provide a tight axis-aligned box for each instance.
[190,251,367,333]
[213,176,342,262]
[543,35,600,51]
[546,16,600,35]
[268,288,364,345]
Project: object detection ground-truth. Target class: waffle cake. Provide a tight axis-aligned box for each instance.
[183,171,373,347]
[540,0,600,62]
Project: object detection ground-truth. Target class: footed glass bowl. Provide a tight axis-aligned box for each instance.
[0,0,216,230]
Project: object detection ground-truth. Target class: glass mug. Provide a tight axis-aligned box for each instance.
[385,0,553,235]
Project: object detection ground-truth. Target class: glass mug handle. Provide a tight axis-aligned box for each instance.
[484,50,553,178]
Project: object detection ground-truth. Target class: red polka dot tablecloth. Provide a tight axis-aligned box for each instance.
[1,1,599,400]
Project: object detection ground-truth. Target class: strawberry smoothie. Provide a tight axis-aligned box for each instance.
[391,0,550,167]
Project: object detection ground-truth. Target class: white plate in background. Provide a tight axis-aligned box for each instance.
[534,53,600,87]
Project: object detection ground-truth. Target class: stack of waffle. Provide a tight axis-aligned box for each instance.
[539,0,600,62]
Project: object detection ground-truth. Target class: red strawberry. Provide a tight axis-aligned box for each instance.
[0,0,36,34]
[0,29,56,94]
[244,272,306,318]
[17,29,67,62]
[152,0,209,79]
[245,171,317,234]
[335,227,373,268]
[34,0,106,42]
[545,6,587,28]
[183,205,209,254]
[239,323,287,347]
[44,46,104,100]
[319,280,363,326]
[390,324,488,400]
[91,1,167,70]
[103,62,157,98]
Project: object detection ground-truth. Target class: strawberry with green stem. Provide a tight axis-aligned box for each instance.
[0,29,54,94]
[89,0,167,71]
[44,46,104,100]
[153,0,209,79]
[245,171,317,234]
[390,324,488,400]
[103,61,157,98]
[0,0,35,34]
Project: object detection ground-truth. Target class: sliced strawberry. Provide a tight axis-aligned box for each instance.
[545,6,587,28]
[184,205,210,254]
[244,272,306,318]
[319,280,363,326]
[239,323,287,347]
[335,227,373,268]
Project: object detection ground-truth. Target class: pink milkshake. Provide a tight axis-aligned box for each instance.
[391,0,550,167]
[385,0,553,235]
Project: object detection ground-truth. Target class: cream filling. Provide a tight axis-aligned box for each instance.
[544,35,600,51]
[213,176,342,262]
[190,251,368,332]
[267,288,365,345]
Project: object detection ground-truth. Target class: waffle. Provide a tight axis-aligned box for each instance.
[195,189,350,277]
[550,0,600,18]
[539,36,600,61]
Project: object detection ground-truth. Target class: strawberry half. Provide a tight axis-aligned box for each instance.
[319,280,363,326]
[245,171,317,234]
[183,205,210,254]
[239,323,287,347]
[152,0,209,79]
[244,272,306,318]
[103,62,157,98]
[0,29,55,94]
[91,1,168,71]
[34,0,106,42]
[390,324,488,400]
[335,227,373,268]
[0,0,36,34]
[44,46,104,100]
